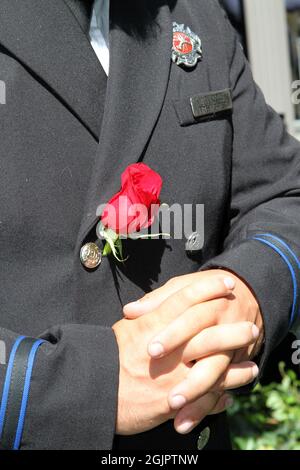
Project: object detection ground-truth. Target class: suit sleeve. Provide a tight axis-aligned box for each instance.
[201,2,300,379]
[0,324,119,449]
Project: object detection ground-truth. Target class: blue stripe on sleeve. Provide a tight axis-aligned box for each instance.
[13,339,45,450]
[252,236,298,327]
[258,233,300,270]
[0,336,26,439]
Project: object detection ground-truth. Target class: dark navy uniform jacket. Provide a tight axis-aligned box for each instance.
[0,0,299,450]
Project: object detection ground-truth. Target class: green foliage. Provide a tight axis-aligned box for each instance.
[228,363,300,450]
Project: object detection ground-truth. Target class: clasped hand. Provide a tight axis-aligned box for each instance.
[113,270,264,435]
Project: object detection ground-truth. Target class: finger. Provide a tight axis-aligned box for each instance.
[123,274,196,318]
[182,322,260,363]
[174,392,220,434]
[209,393,234,415]
[174,393,232,434]
[123,274,235,319]
[148,297,230,358]
[213,361,259,391]
[168,353,232,410]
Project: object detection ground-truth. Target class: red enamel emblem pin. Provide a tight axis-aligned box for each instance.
[172,22,202,68]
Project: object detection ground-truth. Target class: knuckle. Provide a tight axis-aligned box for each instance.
[183,281,205,301]
[168,290,186,308]
[214,298,229,317]
[179,284,196,303]
[195,280,211,298]
[166,276,180,287]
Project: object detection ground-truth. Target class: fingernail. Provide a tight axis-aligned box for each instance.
[224,277,235,290]
[225,396,234,408]
[123,300,141,315]
[169,395,187,410]
[176,419,194,434]
[252,364,259,379]
[252,324,260,339]
[148,342,164,358]
[124,300,141,310]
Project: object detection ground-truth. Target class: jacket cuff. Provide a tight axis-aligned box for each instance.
[21,325,119,450]
[200,238,295,385]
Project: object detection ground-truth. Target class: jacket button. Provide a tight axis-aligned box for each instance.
[80,243,102,269]
[197,427,210,450]
[186,232,203,252]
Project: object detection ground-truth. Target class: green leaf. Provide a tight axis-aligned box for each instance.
[229,362,300,450]
[99,227,128,262]
[115,237,128,262]
[102,241,112,257]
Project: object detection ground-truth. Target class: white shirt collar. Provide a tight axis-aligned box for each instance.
[89,0,110,75]
[92,0,110,47]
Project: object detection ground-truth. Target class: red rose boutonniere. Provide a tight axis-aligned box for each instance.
[97,163,168,261]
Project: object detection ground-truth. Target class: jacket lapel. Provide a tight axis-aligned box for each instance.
[0,0,104,138]
[78,0,172,242]
[63,0,94,34]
